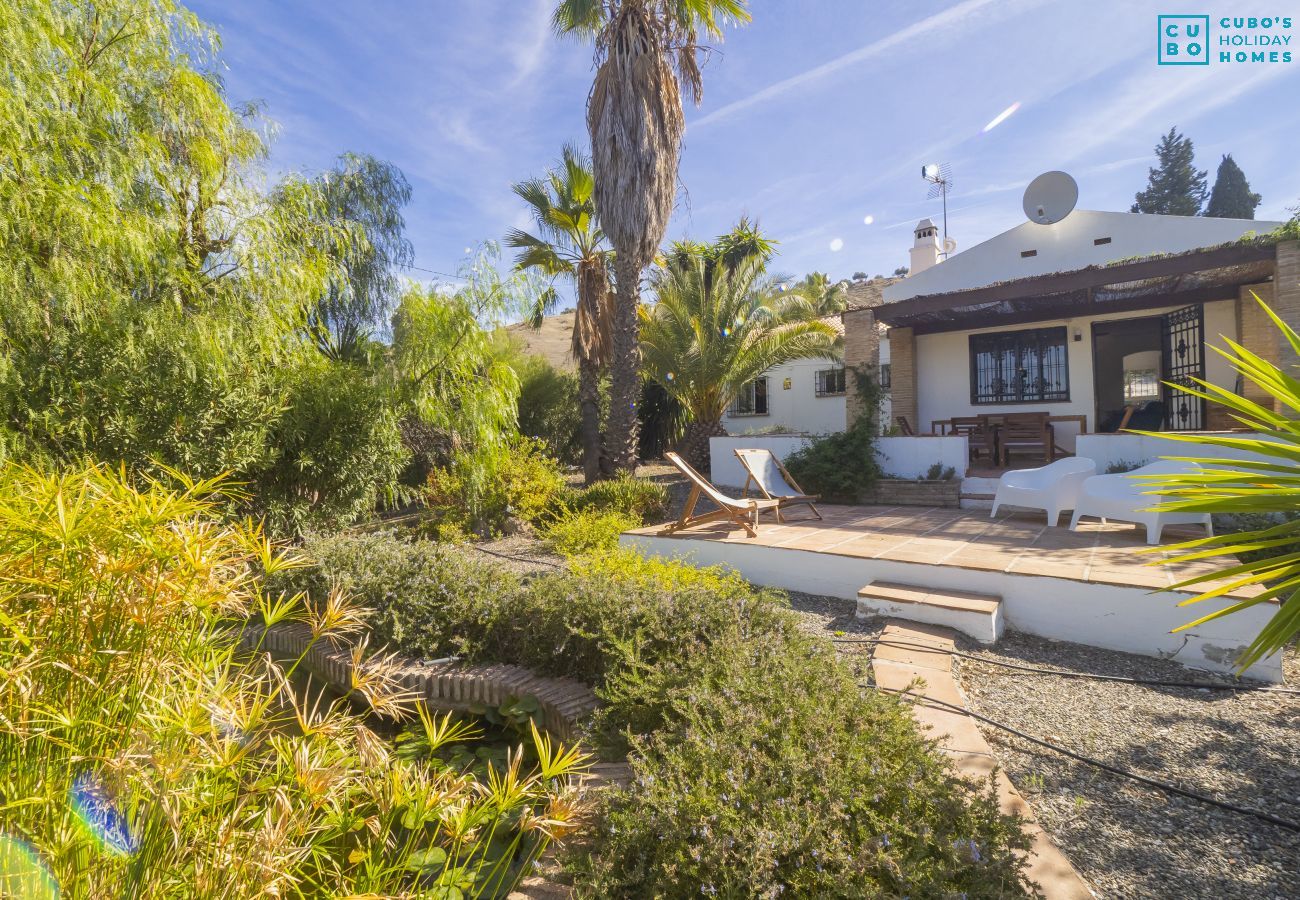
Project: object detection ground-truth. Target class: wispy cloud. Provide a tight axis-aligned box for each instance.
[692,0,1047,128]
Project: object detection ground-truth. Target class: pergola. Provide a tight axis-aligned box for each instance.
[874,240,1278,334]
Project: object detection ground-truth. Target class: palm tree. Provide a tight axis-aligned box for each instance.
[793,271,849,316]
[640,244,838,470]
[554,0,751,473]
[506,145,612,484]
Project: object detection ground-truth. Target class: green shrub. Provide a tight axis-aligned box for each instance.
[426,437,568,535]
[566,473,670,521]
[541,508,641,557]
[515,355,583,465]
[783,366,883,500]
[283,537,792,741]
[284,535,1036,897]
[574,629,1033,898]
[254,355,408,534]
[282,530,523,656]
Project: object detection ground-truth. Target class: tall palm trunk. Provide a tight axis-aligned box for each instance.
[577,355,603,483]
[678,416,726,472]
[607,253,643,471]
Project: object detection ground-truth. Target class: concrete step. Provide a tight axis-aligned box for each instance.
[856,581,1003,643]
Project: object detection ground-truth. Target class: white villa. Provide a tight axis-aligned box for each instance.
[721,278,894,436]
[670,178,1297,682]
[844,200,1291,449]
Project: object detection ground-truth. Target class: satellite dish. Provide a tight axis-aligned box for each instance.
[1023,171,1078,225]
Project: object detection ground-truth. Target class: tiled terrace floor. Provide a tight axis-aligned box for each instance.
[627,504,1257,598]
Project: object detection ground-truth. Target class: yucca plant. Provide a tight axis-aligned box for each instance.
[0,462,587,897]
[1134,298,1300,670]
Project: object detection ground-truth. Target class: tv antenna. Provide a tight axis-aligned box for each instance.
[922,163,954,256]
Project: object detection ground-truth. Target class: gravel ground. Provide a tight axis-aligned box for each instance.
[468,534,565,576]
[952,632,1299,900]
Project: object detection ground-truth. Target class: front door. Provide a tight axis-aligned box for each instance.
[1160,304,1206,431]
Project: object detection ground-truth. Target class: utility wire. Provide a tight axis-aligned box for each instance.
[867,681,1300,835]
[834,637,1300,696]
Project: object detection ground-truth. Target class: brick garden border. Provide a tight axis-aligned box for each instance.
[237,622,600,740]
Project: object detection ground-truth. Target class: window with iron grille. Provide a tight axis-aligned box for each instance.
[729,377,769,416]
[814,368,846,397]
[969,327,1069,404]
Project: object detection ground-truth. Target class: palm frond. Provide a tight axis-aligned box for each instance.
[1139,294,1300,670]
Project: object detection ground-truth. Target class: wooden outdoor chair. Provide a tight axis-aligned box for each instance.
[662,451,782,537]
[734,448,821,523]
[948,415,997,463]
[998,412,1055,465]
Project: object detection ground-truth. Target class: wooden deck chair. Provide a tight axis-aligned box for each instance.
[734,448,822,523]
[662,452,781,537]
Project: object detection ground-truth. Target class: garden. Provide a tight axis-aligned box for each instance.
[4,1,1300,897]
[0,2,1038,896]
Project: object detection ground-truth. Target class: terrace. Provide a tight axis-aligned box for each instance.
[621,503,1283,682]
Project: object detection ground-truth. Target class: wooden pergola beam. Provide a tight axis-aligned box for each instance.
[876,240,1278,324]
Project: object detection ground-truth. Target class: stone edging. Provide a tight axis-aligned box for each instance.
[237,622,600,740]
[871,621,1096,899]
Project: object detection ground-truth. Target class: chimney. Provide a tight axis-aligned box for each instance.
[909,218,941,275]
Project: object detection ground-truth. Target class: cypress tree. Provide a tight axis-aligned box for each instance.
[1131,127,1208,216]
[1204,154,1262,219]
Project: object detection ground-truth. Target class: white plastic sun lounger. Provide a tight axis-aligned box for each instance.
[1068,460,1213,545]
[990,457,1096,526]
[662,451,782,537]
[734,448,821,523]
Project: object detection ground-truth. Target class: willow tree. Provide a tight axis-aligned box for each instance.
[554,0,751,472]
[640,238,838,469]
[308,153,414,362]
[507,145,612,483]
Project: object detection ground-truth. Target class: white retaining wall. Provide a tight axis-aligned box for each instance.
[1076,432,1279,472]
[710,435,969,488]
[619,533,1283,683]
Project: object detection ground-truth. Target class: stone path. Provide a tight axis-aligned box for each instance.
[871,621,1095,900]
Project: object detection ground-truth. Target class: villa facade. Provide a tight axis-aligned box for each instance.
[844,209,1296,451]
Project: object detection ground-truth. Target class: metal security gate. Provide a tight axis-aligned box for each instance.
[1160,304,1206,431]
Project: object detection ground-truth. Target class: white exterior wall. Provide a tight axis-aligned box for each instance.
[720,357,845,436]
[914,300,1238,452]
[884,210,1281,302]
[710,434,968,487]
[1076,432,1279,472]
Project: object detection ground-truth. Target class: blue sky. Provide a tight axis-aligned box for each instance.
[194,0,1299,298]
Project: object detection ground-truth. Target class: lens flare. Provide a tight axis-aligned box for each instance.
[665,371,674,381]
[0,835,59,899]
[981,101,1021,133]
[70,771,138,857]
[828,238,844,252]
[862,215,874,225]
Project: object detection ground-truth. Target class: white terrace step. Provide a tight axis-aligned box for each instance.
[856,581,1003,644]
